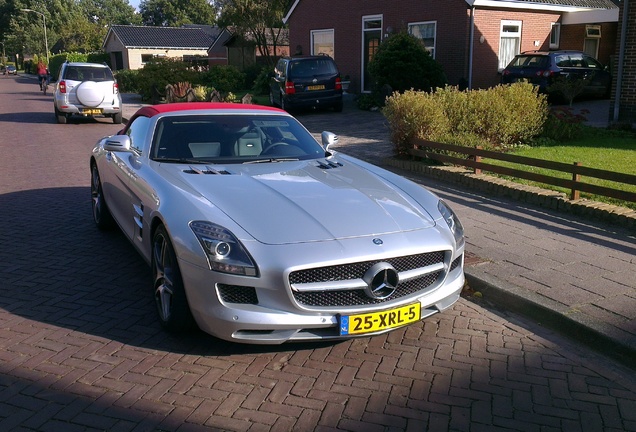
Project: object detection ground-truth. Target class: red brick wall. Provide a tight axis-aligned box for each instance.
[559,22,617,66]
[612,3,636,122]
[471,8,561,89]
[287,0,471,93]
[286,1,618,94]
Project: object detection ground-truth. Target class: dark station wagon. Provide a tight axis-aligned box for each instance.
[270,55,343,112]
[501,50,611,98]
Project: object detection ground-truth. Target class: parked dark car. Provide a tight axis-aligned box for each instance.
[270,55,343,112]
[501,50,611,98]
[4,65,17,75]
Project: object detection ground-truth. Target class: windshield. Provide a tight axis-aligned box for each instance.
[151,114,326,163]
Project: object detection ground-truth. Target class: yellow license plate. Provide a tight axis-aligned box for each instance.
[340,303,421,335]
[82,108,103,115]
[307,85,325,91]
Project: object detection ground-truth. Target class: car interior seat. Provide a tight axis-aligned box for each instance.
[234,131,263,156]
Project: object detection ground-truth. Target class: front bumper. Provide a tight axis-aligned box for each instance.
[179,238,465,344]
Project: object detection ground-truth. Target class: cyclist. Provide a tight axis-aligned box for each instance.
[36,61,48,91]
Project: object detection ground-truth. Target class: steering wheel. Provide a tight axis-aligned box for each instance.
[262,142,289,155]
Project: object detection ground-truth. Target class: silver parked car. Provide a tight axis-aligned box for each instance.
[54,61,122,124]
[90,102,465,344]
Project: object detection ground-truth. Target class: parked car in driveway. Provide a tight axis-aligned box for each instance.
[90,102,465,344]
[501,50,611,98]
[270,55,343,112]
[53,61,122,124]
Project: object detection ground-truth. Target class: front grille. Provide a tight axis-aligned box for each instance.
[293,271,442,307]
[289,251,445,284]
[217,284,258,304]
[289,251,447,308]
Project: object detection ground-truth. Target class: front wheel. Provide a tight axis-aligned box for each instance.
[152,226,196,333]
[90,164,114,230]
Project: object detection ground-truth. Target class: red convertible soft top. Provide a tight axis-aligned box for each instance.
[119,102,285,134]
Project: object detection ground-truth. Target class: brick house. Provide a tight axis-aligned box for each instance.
[103,25,219,71]
[611,1,636,122]
[283,0,619,93]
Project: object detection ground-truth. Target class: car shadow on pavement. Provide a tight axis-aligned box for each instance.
[0,111,57,124]
[0,187,338,355]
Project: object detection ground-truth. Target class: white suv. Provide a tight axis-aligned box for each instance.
[54,62,123,124]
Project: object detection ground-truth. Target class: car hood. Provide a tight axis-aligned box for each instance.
[161,159,437,245]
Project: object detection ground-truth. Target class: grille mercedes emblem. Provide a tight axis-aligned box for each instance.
[312,78,318,84]
[363,263,399,300]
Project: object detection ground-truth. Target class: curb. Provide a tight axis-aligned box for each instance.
[464,267,636,368]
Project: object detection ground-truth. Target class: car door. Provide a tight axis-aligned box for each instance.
[583,55,611,96]
[101,116,151,241]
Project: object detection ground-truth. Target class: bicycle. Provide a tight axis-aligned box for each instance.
[38,74,50,95]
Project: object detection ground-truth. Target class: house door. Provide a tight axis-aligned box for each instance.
[362,15,382,92]
[114,52,123,70]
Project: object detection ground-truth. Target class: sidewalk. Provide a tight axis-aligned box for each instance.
[121,95,636,367]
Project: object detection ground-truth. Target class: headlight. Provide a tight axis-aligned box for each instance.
[190,221,258,276]
[438,200,464,246]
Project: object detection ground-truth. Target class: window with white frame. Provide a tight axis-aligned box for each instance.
[499,20,522,71]
[311,29,335,57]
[550,23,560,49]
[408,21,437,58]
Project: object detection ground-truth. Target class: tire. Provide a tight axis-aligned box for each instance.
[333,101,343,112]
[152,225,196,333]
[90,164,114,230]
[55,107,67,124]
[113,111,122,124]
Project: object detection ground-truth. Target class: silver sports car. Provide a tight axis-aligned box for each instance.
[90,102,465,344]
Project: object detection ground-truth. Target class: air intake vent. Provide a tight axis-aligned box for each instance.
[315,160,343,169]
[184,166,231,175]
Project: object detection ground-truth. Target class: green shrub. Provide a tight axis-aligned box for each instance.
[136,58,199,101]
[368,31,447,94]
[115,69,141,93]
[252,67,271,96]
[198,65,245,93]
[541,106,587,141]
[383,89,450,156]
[383,82,549,156]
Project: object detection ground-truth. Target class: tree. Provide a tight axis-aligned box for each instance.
[368,31,447,95]
[79,0,141,26]
[218,0,288,68]
[139,0,217,27]
[1,0,142,58]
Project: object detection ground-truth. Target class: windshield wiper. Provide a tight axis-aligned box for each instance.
[243,158,299,164]
[154,157,209,164]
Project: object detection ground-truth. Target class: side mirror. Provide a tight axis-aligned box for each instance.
[321,131,338,151]
[103,134,132,152]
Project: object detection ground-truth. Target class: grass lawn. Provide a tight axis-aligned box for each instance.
[482,128,636,210]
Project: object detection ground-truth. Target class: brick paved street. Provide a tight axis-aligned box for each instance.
[1,77,635,431]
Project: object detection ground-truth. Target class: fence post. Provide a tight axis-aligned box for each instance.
[571,162,581,200]
[474,146,482,175]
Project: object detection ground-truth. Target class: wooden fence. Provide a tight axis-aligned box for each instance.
[409,138,636,203]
